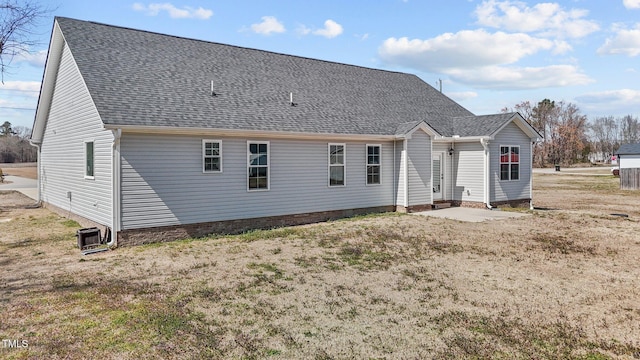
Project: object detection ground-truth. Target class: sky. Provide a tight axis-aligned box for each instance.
[1,0,640,130]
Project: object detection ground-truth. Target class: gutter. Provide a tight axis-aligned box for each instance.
[106,124,396,142]
[108,129,122,248]
[480,138,492,209]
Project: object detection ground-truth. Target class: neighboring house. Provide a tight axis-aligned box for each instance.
[615,143,640,190]
[31,18,540,246]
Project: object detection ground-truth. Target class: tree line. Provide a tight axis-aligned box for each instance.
[503,100,639,167]
[0,121,37,163]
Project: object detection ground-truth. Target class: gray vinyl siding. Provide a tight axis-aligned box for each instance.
[406,130,431,206]
[39,42,113,226]
[452,142,484,203]
[120,135,394,229]
[491,122,532,202]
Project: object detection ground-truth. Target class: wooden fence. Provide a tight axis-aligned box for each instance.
[620,168,640,190]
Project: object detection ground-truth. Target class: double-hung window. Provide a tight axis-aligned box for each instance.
[202,140,222,173]
[366,145,381,185]
[84,140,94,179]
[329,143,345,186]
[248,141,269,190]
[500,145,519,181]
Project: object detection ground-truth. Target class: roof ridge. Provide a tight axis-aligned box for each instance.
[55,16,415,78]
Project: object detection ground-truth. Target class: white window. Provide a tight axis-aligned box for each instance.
[248,141,269,191]
[329,143,345,186]
[202,140,222,173]
[84,140,94,179]
[500,145,520,181]
[366,144,381,185]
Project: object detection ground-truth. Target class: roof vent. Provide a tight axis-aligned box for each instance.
[289,92,297,107]
[210,80,216,97]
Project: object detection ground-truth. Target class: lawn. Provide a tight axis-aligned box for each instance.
[0,173,639,359]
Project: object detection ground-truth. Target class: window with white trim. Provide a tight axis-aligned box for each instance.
[248,141,269,190]
[366,144,381,185]
[329,143,345,186]
[85,140,94,179]
[500,145,519,181]
[202,140,222,173]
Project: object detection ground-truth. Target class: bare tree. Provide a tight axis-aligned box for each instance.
[555,102,588,165]
[589,116,618,161]
[505,99,588,167]
[619,115,640,144]
[0,0,49,82]
[0,122,36,162]
[531,99,556,167]
[0,120,13,136]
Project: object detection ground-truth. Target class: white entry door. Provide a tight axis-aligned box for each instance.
[433,153,444,201]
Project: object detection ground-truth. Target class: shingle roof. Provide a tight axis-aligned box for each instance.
[451,113,517,137]
[616,143,640,155]
[55,17,513,137]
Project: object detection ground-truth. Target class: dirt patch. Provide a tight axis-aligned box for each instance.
[0,190,37,209]
[0,173,639,359]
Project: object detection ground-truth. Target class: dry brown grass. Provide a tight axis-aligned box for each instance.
[0,165,37,180]
[1,173,639,359]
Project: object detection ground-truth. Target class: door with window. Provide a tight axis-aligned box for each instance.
[433,153,444,201]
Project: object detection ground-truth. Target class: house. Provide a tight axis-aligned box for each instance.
[31,18,540,247]
[615,143,640,190]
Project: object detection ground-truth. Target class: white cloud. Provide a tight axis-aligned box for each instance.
[475,0,599,38]
[445,65,593,90]
[623,0,640,9]
[296,24,311,36]
[15,50,47,67]
[298,20,344,38]
[577,89,640,104]
[0,81,41,94]
[378,30,553,72]
[251,16,286,35]
[576,89,640,114]
[552,40,573,55]
[313,19,343,39]
[447,91,478,101]
[132,3,213,19]
[597,23,640,56]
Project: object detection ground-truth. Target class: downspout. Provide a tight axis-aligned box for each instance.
[403,139,409,209]
[30,142,42,206]
[108,129,122,248]
[450,140,455,201]
[480,138,492,209]
[393,140,397,210]
[529,141,534,210]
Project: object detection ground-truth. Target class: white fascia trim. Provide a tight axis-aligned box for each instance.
[31,20,65,144]
[435,136,491,143]
[105,124,397,142]
[400,121,441,140]
[491,114,541,141]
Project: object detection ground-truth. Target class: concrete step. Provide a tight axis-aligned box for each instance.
[432,202,452,210]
